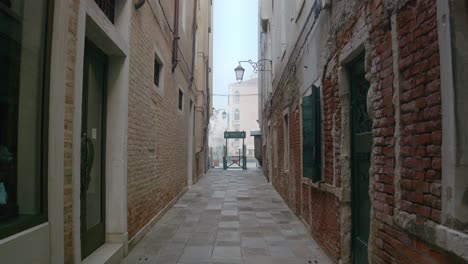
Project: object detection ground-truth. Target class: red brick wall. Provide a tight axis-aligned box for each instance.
[310,188,341,262]
[264,0,464,263]
[268,83,342,261]
[301,184,310,225]
[322,75,341,186]
[369,0,449,263]
[290,105,302,214]
[272,116,290,205]
[397,0,442,223]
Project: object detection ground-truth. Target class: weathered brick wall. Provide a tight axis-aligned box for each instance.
[268,68,342,261]
[322,73,341,186]
[269,74,300,207]
[272,116,289,204]
[264,0,464,263]
[128,4,192,239]
[290,105,302,214]
[310,188,341,262]
[64,0,80,262]
[369,1,452,263]
[397,0,442,223]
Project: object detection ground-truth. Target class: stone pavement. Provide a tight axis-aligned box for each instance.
[122,168,332,264]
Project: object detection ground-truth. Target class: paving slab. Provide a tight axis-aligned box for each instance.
[122,168,332,264]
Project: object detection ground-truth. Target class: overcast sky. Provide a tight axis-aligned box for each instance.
[213,0,259,110]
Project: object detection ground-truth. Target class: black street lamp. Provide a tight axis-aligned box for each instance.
[235,64,245,83]
[234,59,272,83]
[213,108,227,120]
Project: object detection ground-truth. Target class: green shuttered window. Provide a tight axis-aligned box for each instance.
[302,86,322,182]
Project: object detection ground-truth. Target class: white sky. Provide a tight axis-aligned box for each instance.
[213,0,259,110]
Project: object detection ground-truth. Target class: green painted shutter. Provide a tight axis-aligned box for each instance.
[302,86,321,182]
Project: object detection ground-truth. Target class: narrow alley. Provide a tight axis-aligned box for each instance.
[1,0,468,263]
[123,168,331,264]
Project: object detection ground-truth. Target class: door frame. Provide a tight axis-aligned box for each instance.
[71,0,132,262]
[80,39,108,260]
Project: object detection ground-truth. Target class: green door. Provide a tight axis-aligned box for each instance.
[349,56,372,264]
[81,40,107,259]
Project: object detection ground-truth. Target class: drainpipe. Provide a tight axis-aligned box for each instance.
[189,0,198,86]
[172,0,180,72]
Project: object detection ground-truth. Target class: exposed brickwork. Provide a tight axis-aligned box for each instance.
[290,105,302,214]
[262,0,464,263]
[396,0,442,223]
[322,72,341,187]
[301,184,310,225]
[127,4,194,239]
[310,188,341,263]
[272,118,289,204]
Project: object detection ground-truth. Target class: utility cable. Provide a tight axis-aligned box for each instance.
[213,94,259,96]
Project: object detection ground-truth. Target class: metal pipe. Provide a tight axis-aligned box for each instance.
[172,0,180,72]
[189,0,198,86]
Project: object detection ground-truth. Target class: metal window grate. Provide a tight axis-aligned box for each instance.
[94,0,115,23]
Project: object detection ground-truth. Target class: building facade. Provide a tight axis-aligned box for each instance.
[0,0,212,263]
[209,109,228,168]
[227,78,260,160]
[259,0,468,263]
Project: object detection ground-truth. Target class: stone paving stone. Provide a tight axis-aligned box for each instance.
[242,247,270,257]
[212,246,242,259]
[180,245,213,261]
[219,221,240,228]
[268,245,296,258]
[122,168,332,264]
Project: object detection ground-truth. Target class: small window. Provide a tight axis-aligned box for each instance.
[181,0,187,32]
[178,89,184,111]
[235,109,240,120]
[154,54,162,88]
[283,113,290,171]
[235,91,240,103]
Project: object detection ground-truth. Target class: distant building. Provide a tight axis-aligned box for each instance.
[209,109,228,168]
[227,78,259,160]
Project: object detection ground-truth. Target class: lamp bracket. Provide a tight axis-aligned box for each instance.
[238,59,272,73]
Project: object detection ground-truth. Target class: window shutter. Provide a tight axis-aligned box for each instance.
[302,86,321,182]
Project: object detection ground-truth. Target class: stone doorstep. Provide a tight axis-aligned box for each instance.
[82,243,124,264]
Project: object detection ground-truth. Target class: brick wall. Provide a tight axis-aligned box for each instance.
[268,69,343,261]
[127,4,193,239]
[397,0,442,223]
[290,105,302,214]
[263,0,465,263]
[369,1,450,263]
[310,188,341,262]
